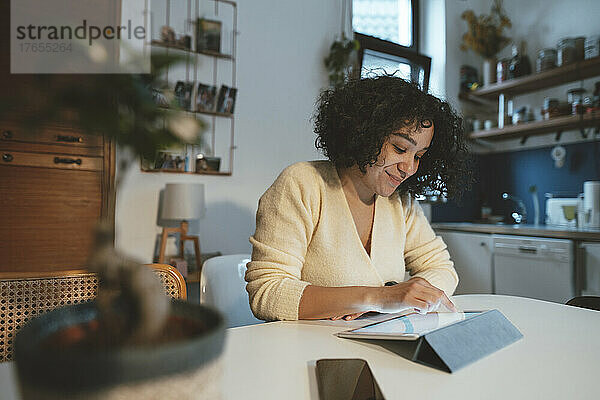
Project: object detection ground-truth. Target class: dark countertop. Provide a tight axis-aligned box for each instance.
[431,222,600,242]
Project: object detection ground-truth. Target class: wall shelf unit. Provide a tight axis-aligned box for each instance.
[141,169,232,176]
[149,40,235,60]
[466,56,600,142]
[469,57,600,100]
[470,113,600,141]
[141,0,238,175]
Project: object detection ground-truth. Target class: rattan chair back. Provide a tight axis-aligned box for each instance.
[0,264,186,362]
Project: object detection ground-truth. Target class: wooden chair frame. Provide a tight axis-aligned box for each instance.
[0,264,186,300]
[0,264,187,362]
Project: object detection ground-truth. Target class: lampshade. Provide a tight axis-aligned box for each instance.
[161,183,206,220]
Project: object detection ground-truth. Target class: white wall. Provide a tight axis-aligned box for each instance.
[115,0,346,262]
[445,0,600,152]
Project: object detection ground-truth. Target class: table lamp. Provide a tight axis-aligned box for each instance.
[158,183,206,271]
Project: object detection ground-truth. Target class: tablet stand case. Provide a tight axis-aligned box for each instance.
[412,309,522,373]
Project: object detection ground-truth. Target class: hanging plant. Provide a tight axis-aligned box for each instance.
[324,34,360,87]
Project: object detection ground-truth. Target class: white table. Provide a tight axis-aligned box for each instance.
[222,295,600,400]
[2,295,599,399]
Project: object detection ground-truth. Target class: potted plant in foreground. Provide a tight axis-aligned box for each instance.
[3,54,226,399]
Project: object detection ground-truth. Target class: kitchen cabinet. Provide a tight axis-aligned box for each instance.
[578,242,600,296]
[437,231,493,294]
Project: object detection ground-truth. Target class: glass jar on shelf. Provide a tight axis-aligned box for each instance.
[585,36,600,59]
[557,38,577,66]
[536,48,557,73]
[508,42,532,79]
[574,36,586,61]
[567,88,587,115]
[497,59,509,82]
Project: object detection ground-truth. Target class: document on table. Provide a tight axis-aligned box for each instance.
[295,310,416,328]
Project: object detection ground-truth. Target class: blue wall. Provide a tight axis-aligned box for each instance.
[432,141,600,223]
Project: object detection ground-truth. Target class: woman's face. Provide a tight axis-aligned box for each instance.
[361,123,434,198]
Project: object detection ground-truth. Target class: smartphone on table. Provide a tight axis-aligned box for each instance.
[315,358,385,400]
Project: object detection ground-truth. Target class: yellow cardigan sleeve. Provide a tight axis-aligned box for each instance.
[245,165,316,321]
[403,196,459,296]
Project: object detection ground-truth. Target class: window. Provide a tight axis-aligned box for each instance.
[352,0,430,91]
[352,0,416,49]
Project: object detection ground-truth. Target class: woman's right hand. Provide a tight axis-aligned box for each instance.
[374,277,456,314]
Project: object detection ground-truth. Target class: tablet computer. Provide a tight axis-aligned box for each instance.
[335,311,484,341]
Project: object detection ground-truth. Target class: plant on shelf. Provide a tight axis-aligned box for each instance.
[324,33,360,87]
[460,0,512,86]
[4,51,226,398]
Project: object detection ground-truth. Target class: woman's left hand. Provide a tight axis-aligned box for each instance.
[330,311,369,321]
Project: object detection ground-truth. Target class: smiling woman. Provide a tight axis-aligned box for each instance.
[245,76,472,322]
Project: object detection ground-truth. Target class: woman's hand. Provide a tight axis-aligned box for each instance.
[330,311,370,321]
[375,277,456,314]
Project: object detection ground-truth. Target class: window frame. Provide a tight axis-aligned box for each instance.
[410,0,419,52]
[353,32,431,92]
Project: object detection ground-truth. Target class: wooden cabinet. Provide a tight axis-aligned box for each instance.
[0,123,115,273]
[437,230,493,294]
[0,1,116,273]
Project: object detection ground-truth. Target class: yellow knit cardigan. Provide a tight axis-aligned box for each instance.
[246,161,458,321]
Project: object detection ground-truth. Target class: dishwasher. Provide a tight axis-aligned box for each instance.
[493,234,574,303]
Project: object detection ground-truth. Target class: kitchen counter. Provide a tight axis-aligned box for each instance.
[431,222,600,242]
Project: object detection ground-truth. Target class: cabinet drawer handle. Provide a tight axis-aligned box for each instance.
[2,153,13,162]
[54,157,82,165]
[2,130,13,139]
[56,135,83,143]
[518,246,537,254]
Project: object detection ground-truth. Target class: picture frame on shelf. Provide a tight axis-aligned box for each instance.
[141,148,187,172]
[156,150,186,171]
[174,81,194,110]
[196,83,218,112]
[216,85,237,114]
[160,25,176,44]
[195,154,221,173]
[149,86,171,108]
[196,18,221,53]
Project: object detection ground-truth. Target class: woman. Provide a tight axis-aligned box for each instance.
[246,76,471,321]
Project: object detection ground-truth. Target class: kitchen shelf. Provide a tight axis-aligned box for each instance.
[470,112,600,141]
[469,57,600,99]
[149,40,234,60]
[458,92,497,108]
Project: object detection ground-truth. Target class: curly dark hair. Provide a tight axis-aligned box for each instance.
[313,75,472,200]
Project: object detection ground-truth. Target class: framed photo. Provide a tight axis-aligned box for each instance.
[154,150,186,171]
[195,154,221,173]
[149,86,171,108]
[196,18,221,53]
[216,85,237,114]
[174,81,194,110]
[196,83,218,112]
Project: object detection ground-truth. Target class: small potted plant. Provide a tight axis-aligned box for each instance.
[460,0,512,87]
[324,33,360,87]
[6,53,226,399]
